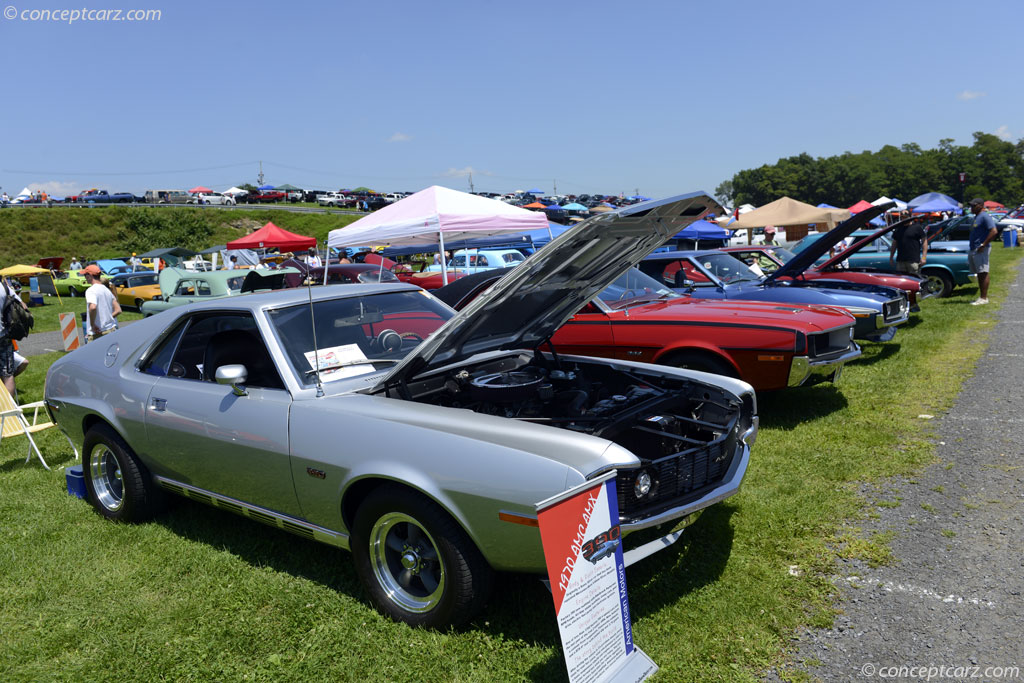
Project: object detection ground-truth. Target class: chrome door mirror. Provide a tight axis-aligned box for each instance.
[215,364,249,396]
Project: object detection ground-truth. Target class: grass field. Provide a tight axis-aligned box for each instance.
[1,248,1019,682]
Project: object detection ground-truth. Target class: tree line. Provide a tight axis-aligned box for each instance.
[716,132,1023,209]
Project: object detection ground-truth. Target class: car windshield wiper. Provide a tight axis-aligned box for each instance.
[304,359,401,376]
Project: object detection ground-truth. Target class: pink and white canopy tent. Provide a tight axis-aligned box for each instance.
[327,185,551,283]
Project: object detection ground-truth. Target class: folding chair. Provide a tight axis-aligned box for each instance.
[0,383,79,471]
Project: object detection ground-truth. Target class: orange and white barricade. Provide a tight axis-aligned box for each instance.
[59,313,81,351]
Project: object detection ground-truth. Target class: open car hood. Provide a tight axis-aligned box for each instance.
[767,203,894,281]
[377,191,721,388]
[815,214,914,271]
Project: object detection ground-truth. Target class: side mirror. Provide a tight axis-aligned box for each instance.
[215,364,249,396]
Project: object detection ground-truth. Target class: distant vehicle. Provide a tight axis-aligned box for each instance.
[189,191,235,206]
[145,190,191,204]
[424,249,526,273]
[90,259,133,277]
[140,267,299,316]
[108,271,161,310]
[247,190,287,203]
[285,190,304,203]
[317,193,348,207]
[73,190,136,204]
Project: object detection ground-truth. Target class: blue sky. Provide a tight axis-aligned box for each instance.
[1,0,1020,200]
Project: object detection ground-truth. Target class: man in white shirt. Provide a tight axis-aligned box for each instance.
[129,252,142,271]
[81,265,121,340]
[306,248,323,268]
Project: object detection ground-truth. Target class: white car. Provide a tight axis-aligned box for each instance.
[190,192,236,206]
[425,248,527,273]
[318,193,347,207]
[728,226,787,246]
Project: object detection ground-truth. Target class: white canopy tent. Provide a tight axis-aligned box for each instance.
[872,196,908,211]
[327,185,551,284]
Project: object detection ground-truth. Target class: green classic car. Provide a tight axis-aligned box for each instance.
[52,271,90,297]
[140,267,300,316]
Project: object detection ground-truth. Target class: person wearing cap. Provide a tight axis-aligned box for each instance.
[81,264,121,340]
[69,256,83,271]
[761,226,779,246]
[129,252,142,271]
[968,198,998,305]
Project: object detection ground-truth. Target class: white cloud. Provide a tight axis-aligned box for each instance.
[957,90,986,101]
[994,125,1011,140]
[387,132,412,143]
[27,180,81,197]
[441,166,491,178]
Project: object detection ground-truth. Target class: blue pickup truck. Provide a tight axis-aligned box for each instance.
[72,189,139,203]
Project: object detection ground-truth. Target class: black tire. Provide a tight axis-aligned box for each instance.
[923,269,954,298]
[68,286,79,297]
[82,423,165,522]
[134,298,144,310]
[663,350,738,378]
[351,484,493,628]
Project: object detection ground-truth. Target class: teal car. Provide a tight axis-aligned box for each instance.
[140,267,300,316]
[791,227,973,298]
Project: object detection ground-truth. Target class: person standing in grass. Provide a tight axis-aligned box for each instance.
[0,279,30,396]
[889,215,928,312]
[968,197,998,305]
[81,265,121,340]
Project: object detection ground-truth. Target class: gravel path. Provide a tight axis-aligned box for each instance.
[769,265,1024,682]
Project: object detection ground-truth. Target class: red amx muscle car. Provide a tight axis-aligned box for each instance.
[436,267,862,392]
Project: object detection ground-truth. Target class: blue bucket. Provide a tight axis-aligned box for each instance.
[65,465,86,499]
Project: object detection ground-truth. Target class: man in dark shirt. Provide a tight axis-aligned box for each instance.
[889,216,928,312]
[968,197,998,305]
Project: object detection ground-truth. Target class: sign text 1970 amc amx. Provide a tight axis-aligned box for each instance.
[45,192,758,627]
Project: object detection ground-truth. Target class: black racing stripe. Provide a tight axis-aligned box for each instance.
[568,319,797,334]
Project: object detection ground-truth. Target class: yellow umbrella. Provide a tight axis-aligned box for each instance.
[0,265,49,276]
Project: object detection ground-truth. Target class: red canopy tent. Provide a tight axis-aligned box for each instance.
[984,200,1005,210]
[847,200,874,214]
[226,221,316,251]
[189,185,213,194]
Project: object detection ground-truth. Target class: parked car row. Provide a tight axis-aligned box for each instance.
[42,194,973,633]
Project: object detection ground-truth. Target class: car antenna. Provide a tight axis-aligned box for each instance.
[308,242,325,398]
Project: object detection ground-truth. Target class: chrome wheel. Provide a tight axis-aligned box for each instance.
[368,512,445,613]
[89,445,123,512]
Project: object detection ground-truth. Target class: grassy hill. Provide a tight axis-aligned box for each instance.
[0,207,362,265]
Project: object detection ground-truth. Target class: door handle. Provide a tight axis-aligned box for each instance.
[151,398,167,412]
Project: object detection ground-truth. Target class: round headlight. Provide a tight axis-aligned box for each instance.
[633,471,652,499]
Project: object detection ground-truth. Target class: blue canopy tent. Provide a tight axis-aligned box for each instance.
[662,219,730,251]
[380,222,570,257]
[545,204,564,211]
[913,191,958,209]
[527,188,544,195]
[258,184,275,191]
[911,197,961,214]
[562,202,588,213]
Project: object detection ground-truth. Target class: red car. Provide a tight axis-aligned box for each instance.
[435,267,861,392]
[361,253,467,290]
[721,244,929,301]
[247,190,286,203]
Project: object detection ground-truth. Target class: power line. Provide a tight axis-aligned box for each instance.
[1,161,259,176]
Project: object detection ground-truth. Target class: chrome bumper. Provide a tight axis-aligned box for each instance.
[787,344,862,387]
[620,417,757,566]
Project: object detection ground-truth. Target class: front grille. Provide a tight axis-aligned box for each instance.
[808,327,853,359]
[615,407,742,521]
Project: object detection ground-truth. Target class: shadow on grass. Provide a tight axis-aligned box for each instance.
[154,497,367,603]
[756,385,849,429]
[0,446,78,473]
[847,341,902,368]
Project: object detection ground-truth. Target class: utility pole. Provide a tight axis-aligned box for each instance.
[257,161,264,187]
[553,179,557,195]
[468,171,474,193]
[635,187,640,198]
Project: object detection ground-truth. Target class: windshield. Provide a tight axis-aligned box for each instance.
[693,253,762,283]
[267,290,454,385]
[126,274,158,286]
[597,269,679,309]
[356,269,400,283]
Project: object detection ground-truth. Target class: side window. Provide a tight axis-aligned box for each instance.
[140,319,189,377]
[453,255,466,267]
[478,256,489,267]
[161,313,285,390]
[196,281,212,296]
[175,280,196,296]
[678,260,712,283]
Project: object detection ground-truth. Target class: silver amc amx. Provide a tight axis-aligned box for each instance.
[45,192,758,627]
